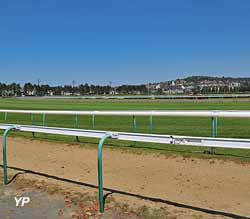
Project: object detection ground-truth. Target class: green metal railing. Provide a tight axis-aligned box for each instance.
[0,120,243,214]
[2,125,17,185]
[2,112,223,137]
[3,112,222,137]
[2,111,223,143]
[97,134,112,212]
[2,111,223,145]
[1,126,111,212]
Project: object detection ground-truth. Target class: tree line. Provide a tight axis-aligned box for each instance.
[0,82,148,97]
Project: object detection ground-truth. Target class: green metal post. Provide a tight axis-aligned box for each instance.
[4,112,7,121]
[74,114,79,141]
[31,114,34,125]
[133,115,137,132]
[42,114,46,126]
[210,117,218,154]
[92,114,95,129]
[215,117,218,137]
[74,114,78,128]
[98,134,112,213]
[211,117,215,137]
[149,115,153,134]
[31,114,35,137]
[2,126,17,185]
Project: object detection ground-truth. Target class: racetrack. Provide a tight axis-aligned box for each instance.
[1,137,250,218]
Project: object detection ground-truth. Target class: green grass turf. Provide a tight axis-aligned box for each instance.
[1,98,250,161]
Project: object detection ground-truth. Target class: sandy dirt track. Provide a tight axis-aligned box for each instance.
[1,137,250,218]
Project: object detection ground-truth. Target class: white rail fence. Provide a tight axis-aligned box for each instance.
[1,109,250,153]
[1,124,250,149]
[1,109,250,117]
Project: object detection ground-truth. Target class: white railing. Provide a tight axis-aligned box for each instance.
[1,124,250,149]
[16,93,250,99]
[1,109,250,117]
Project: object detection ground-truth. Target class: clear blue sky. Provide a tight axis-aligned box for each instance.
[1,0,250,85]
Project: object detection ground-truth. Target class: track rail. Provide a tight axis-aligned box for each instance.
[1,109,250,117]
[1,124,250,149]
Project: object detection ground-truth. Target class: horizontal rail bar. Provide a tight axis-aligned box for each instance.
[15,94,250,100]
[1,124,250,149]
[2,109,250,118]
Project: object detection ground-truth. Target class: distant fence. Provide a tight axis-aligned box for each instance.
[14,93,250,99]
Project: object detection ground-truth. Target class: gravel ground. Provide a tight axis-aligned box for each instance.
[0,184,69,219]
[0,176,139,219]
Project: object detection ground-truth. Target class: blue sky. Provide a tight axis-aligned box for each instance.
[1,0,250,85]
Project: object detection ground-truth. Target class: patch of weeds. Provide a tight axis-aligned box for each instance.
[105,195,115,204]
[151,207,171,219]
[46,185,60,195]
[138,205,151,219]
[192,214,204,219]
